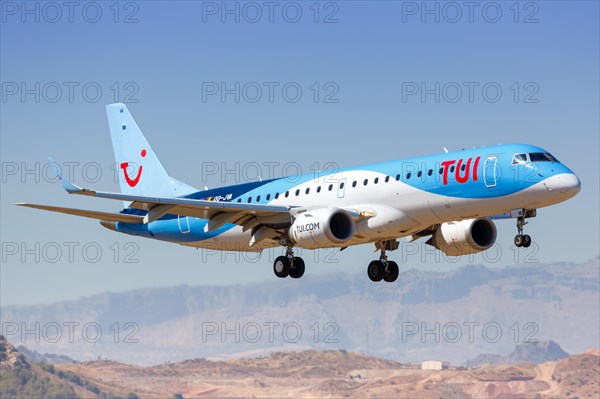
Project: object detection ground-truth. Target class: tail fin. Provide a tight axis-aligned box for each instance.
[106,103,197,199]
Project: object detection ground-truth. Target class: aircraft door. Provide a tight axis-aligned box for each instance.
[484,156,498,188]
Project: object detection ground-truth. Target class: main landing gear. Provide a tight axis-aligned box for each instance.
[273,246,305,279]
[367,242,399,283]
[514,215,532,248]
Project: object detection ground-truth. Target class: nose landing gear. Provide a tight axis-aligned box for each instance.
[514,216,532,248]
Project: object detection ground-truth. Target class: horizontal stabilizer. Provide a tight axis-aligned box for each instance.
[16,203,144,224]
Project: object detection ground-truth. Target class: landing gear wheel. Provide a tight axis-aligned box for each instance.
[514,214,534,248]
[514,234,524,247]
[367,260,384,282]
[383,261,399,283]
[273,256,291,278]
[290,257,305,279]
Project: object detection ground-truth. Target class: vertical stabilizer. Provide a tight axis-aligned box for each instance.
[106,103,197,199]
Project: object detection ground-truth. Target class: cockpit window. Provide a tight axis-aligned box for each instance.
[512,153,528,165]
[529,152,558,163]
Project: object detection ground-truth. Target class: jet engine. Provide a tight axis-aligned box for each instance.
[288,208,355,249]
[427,218,497,256]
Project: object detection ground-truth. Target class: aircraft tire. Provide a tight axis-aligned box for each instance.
[290,257,305,279]
[274,256,291,278]
[514,234,524,247]
[383,261,399,283]
[367,260,384,282]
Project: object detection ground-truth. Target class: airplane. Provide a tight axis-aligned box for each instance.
[18,103,581,282]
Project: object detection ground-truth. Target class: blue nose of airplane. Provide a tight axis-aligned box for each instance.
[544,173,581,196]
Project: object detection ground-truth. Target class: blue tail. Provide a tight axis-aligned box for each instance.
[106,103,197,199]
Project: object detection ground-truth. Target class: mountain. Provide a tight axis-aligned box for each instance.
[465,340,570,368]
[1,258,598,365]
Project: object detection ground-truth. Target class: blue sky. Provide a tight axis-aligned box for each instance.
[1,1,599,306]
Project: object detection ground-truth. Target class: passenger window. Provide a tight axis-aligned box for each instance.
[450,166,455,173]
[275,193,279,199]
[328,184,333,191]
[247,197,252,203]
[256,195,261,202]
[428,169,433,176]
[266,194,270,201]
[512,153,528,165]
[417,171,422,178]
[396,174,400,181]
[461,164,466,171]
[439,168,443,174]
[317,186,321,193]
[364,179,368,186]
[385,176,390,183]
[295,189,300,196]
[340,182,345,189]
[352,181,357,187]
[285,191,289,198]
[237,198,241,203]
[374,177,379,184]
[305,188,310,194]
[406,172,411,179]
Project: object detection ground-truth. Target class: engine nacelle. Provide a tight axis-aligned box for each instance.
[428,218,497,256]
[288,208,355,249]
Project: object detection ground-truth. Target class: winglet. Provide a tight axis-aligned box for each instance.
[47,157,86,194]
[61,174,84,194]
[47,157,62,179]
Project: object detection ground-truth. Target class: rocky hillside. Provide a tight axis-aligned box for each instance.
[0,335,29,370]
[0,335,131,399]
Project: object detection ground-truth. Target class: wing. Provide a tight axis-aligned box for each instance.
[59,175,295,232]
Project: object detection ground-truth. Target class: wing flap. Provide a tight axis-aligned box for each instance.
[16,203,144,224]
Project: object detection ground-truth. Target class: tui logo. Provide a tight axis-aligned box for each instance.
[120,149,146,187]
[440,156,481,186]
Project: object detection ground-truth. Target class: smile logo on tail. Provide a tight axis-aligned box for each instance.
[120,149,146,187]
